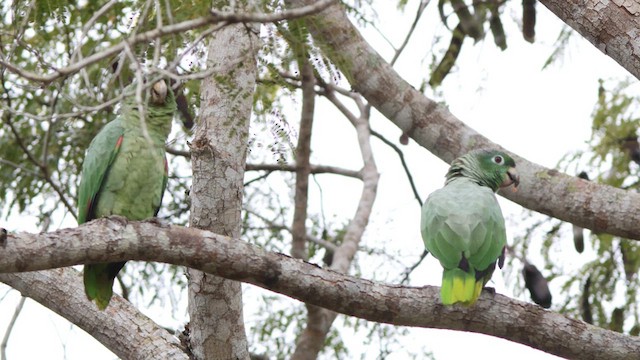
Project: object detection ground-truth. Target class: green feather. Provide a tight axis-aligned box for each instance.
[421,149,517,306]
[78,80,176,310]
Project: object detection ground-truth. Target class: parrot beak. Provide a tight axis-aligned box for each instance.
[150,80,168,105]
[502,167,520,192]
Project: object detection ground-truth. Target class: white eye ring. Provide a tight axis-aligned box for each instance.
[493,155,504,164]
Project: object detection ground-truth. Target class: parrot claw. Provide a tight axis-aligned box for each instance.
[482,286,496,297]
[0,228,7,245]
[106,215,129,225]
[145,217,170,227]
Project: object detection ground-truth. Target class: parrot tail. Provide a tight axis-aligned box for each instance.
[440,268,483,306]
[83,262,126,310]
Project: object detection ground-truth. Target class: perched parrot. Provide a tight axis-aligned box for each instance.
[421,149,519,305]
[77,79,176,310]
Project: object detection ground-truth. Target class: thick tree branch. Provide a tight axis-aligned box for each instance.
[539,0,640,81]
[0,267,187,360]
[287,0,640,240]
[0,219,637,359]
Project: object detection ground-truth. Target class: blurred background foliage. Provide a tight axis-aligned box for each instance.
[1,0,638,358]
[508,79,640,335]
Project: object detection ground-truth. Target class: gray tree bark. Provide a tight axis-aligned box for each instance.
[0,267,187,360]
[540,0,640,81]
[187,9,258,360]
[1,219,638,360]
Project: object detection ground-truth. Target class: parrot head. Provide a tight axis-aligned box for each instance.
[446,149,519,192]
[150,80,169,105]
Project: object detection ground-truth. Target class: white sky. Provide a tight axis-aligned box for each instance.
[0,0,635,359]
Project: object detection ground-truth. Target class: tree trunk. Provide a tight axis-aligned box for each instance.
[187,12,259,360]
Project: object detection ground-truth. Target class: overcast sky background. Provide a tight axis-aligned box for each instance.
[1,0,636,359]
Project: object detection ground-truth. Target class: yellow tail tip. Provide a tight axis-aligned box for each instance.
[440,268,483,306]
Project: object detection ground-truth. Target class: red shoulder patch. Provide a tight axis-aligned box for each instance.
[115,135,124,150]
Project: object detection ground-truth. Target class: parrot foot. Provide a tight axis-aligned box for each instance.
[107,215,129,225]
[482,286,496,297]
[0,228,7,245]
[144,217,170,228]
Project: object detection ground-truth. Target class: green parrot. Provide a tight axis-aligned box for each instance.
[421,149,519,305]
[77,79,176,310]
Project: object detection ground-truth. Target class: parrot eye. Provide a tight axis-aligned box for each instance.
[493,155,504,164]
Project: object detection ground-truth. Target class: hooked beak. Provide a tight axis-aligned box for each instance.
[151,80,168,105]
[502,167,520,192]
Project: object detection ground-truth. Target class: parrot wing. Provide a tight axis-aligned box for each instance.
[77,118,124,224]
[155,157,168,217]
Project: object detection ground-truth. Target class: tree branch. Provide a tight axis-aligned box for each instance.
[292,78,379,358]
[369,129,423,207]
[291,57,315,260]
[0,0,338,85]
[164,147,363,180]
[0,219,637,359]
[0,296,25,360]
[287,0,640,240]
[247,163,362,179]
[539,0,640,81]
[209,0,337,23]
[0,267,187,360]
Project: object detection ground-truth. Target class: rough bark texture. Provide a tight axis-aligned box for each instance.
[540,0,640,80]
[287,0,640,240]
[0,267,187,360]
[187,16,258,360]
[0,219,638,359]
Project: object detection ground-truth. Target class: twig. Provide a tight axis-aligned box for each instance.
[69,0,118,63]
[398,249,429,284]
[390,0,430,66]
[4,117,76,216]
[209,0,337,23]
[243,171,274,187]
[153,0,163,68]
[0,296,26,360]
[0,158,40,177]
[370,129,423,206]
[41,83,64,177]
[246,163,362,179]
[166,146,191,158]
[0,1,338,85]
[245,208,337,251]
